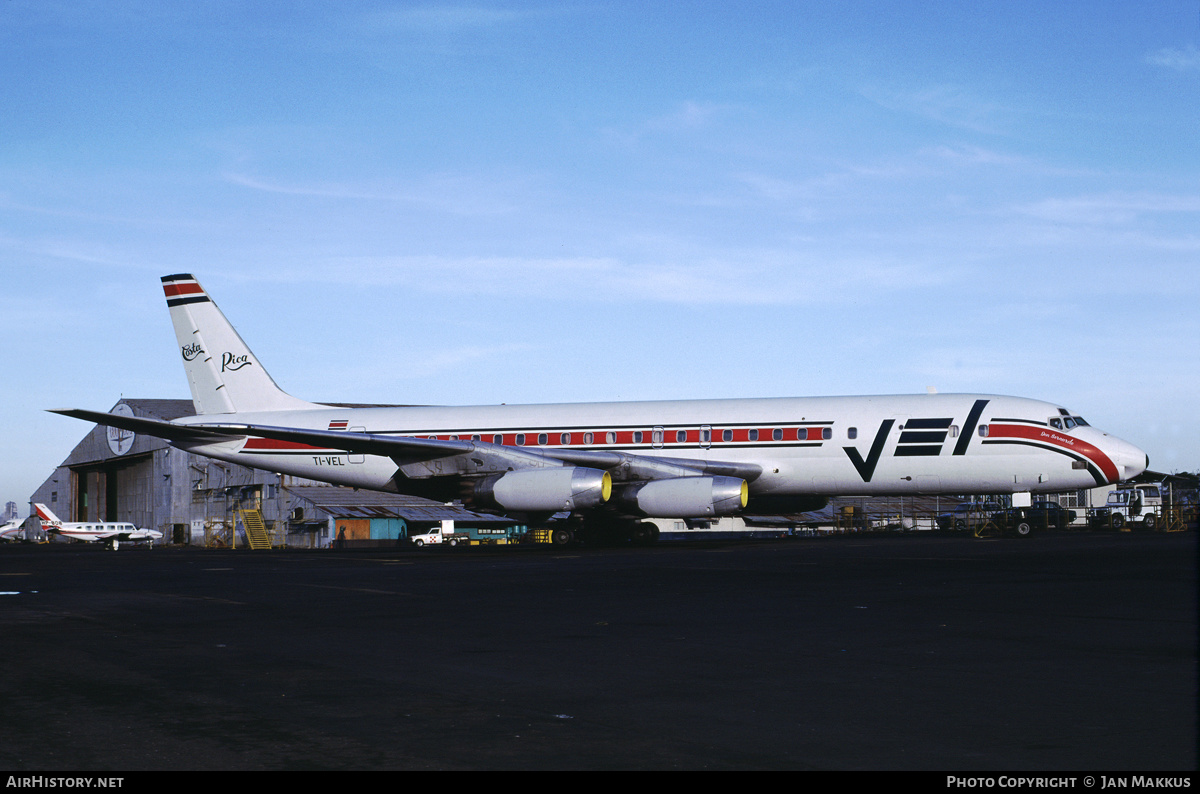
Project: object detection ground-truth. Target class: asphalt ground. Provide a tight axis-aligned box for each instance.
[0,531,1195,771]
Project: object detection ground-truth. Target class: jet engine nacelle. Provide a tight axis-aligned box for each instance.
[614,476,748,518]
[473,467,612,512]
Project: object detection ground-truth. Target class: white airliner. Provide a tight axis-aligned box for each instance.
[34,504,163,550]
[52,274,1148,544]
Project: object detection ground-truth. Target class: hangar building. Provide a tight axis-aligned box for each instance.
[30,399,509,548]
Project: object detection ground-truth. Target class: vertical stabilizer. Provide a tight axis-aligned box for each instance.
[161,274,322,415]
[34,503,62,526]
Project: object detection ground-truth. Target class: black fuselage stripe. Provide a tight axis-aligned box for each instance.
[954,399,989,456]
[981,439,1106,486]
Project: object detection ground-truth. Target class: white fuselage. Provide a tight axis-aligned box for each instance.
[47,522,163,543]
[174,392,1146,498]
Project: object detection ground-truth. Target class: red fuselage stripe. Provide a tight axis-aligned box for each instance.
[988,424,1119,481]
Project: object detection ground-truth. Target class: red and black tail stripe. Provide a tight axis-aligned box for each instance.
[162,274,210,307]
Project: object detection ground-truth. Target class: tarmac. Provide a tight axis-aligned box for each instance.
[0,531,1195,771]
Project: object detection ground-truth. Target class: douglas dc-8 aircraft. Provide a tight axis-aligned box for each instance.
[53,274,1148,544]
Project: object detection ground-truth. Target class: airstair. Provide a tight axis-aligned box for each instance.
[238,509,272,549]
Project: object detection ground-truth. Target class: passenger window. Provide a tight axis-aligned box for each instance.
[606,432,616,444]
[949,425,958,438]
[652,429,663,444]
[748,429,759,441]
[560,433,571,445]
[583,432,594,445]
[772,428,782,441]
[848,427,857,439]
[492,434,502,445]
[723,429,733,442]
[978,425,989,437]
[676,430,687,443]
[822,427,832,440]
[538,433,548,445]
[471,434,481,442]
[633,431,643,443]
[516,433,526,446]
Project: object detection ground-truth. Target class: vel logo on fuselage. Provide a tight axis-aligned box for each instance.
[844,419,894,482]
[843,399,992,481]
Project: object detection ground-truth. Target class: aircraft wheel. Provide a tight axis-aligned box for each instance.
[631,522,660,545]
[1013,521,1032,537]
[1110,514,1125,530]
[110,539,120,551]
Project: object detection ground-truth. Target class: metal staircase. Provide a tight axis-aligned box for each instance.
[238,509,272,549]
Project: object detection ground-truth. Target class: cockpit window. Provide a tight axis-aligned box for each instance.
[1049,418,1062,429]
[1073,416,1088,427]
[1063,417,1076,430]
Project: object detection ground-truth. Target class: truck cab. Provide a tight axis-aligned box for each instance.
[1088,484,1162,530]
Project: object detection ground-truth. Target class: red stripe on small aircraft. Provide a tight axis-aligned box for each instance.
[987,424,1119,482]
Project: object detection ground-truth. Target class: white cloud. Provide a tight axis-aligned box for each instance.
[1010,192,1200,226]
[859,84,1015,135]
[1145,44,1200,71]
[222,171,528,216]
[356,6,527,34]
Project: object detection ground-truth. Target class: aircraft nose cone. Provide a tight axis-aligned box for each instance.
[1111,437,1149,481]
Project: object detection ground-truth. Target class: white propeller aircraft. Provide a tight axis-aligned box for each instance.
[0,517,26,542]
[52,274,1148,544]
[34,504,163,551]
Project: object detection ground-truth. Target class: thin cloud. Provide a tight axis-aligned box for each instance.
[222,171,527,215]
[292,252,952,308]
[355,6,528,34]
[860,84,1015,135]
[1011,192,1200,226]
[1145,44,1200,71]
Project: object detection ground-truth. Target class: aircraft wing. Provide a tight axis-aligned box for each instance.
[52,410,763,483]
[191,422,763,482]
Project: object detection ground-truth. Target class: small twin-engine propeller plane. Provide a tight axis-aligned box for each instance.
[52,274,1148,544]
[0,517,26,542]
[34,504,164,550]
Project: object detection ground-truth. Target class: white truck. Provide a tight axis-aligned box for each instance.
[1088,484,1163,530]
[408,520,471,547]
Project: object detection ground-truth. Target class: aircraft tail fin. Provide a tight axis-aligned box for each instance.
[161,275,322,415]
[34,503,62,526]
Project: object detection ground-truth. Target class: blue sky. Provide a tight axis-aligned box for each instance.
[3,1,1198,510]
